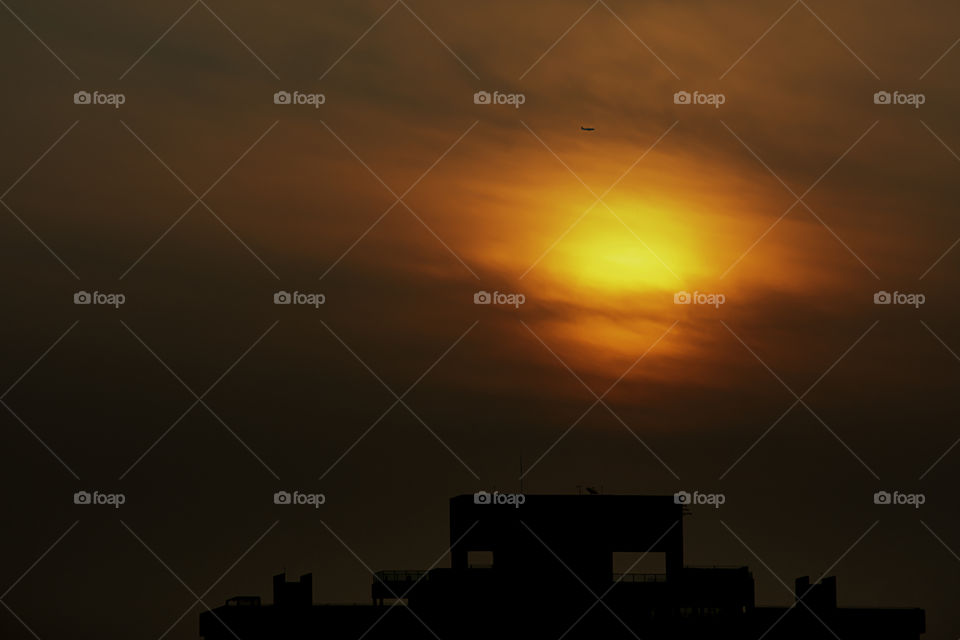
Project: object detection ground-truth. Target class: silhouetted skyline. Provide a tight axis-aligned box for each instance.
[200,494,925,640]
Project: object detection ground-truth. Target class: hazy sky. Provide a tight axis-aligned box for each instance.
[2,1,960,639]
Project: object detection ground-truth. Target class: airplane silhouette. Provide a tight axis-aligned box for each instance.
[581,126,595,131]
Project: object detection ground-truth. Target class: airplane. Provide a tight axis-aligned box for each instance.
[581,126,595,131]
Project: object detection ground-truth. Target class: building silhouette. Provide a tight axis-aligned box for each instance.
[200,494,924,639]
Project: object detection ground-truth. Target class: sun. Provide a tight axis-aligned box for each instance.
[544,211,699,296]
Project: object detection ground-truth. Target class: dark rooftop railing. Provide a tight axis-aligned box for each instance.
[374,570,428,583]
[614,573,667,583]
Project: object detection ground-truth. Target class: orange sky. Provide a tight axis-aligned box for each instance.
[5,3,960,640]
